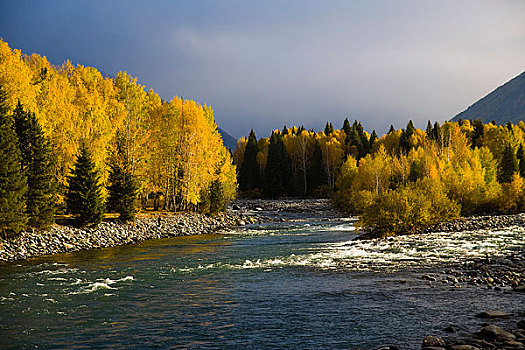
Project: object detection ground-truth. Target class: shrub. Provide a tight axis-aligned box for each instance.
[358,179,460,237]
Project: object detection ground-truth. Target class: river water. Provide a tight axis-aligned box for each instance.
[1,211,524,349]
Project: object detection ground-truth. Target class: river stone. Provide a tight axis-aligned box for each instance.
[444,325,458,333]
[451,345,480,350]
[422,275,437,282]
[503,340,524,348]
[422,336,446,347]
[475,310,511,318]
[514,286,525,293]
[479,324,516,341]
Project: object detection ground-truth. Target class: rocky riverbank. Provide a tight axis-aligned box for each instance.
[427,213,525,233]
[421,316,525,350]
[0,211,266,262]
[419,251,525,293]
[0,198,337,263]
[233,198,338,216]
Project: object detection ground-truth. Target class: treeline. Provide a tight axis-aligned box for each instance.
[0,39,236,237]
[234,119,375,198]
[235,118,525,236]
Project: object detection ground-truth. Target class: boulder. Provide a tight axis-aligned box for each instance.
[475,310,511,319]
[479,324,516,341]
[451,345,480,350]
[514,286,525,293]
[502,340,524,348]
[422,336,446,347]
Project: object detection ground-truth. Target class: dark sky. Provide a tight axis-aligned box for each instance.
[1,0,524,138]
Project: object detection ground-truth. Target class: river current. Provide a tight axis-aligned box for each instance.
[1,211,524,349]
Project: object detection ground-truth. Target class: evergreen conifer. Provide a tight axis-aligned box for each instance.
[425,120,433,137]
[66,143,104,226]
[107,161,137,222]
[388,125,395,134]
[517,144,525,178]
[308,140,326,193]
[470,119,484,148]
[238,129,260,192]
[432,122,441,145]
[399,120,415,153]
[369,130,378,150]
[342,118,351,139]
[324,122,334,135]
[106,133,137,222]
[263,131,289,197]
[498,144,518,183]
[0,88,27,237]
[13,102,56,229]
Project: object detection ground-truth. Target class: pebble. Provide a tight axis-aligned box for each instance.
[0,210,266,262]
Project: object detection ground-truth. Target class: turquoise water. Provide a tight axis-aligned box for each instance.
[1,215,524,349]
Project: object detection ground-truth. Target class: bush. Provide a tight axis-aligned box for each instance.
[358,179,460,237]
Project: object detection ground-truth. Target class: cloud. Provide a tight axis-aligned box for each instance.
[1,0,524,138]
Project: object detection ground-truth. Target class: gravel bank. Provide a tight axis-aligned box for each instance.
[0,211,266,262]
[233,198,338,215]
[428,213,525,233]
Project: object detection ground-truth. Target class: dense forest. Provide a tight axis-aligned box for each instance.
[234,118,525,236]
[0,39,236,237]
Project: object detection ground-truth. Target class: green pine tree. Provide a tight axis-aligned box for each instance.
[106,132,137,222]
[399,120,415,153]
[432,122,442,146]
[342,118,352,138]
[324,122,334,135]
[517,144,525,178]
[107,161,137,222]
[0,89,28,237]
[66,143,104,226]
[470,119,484,148]
[369,130,378,151]
[263,131,289,198]
[238,129,260,192]
[425,120,433,138]
[308,140,326,194]
[13,102,57,229]
[388,125,395,134]
[498,144,518,183]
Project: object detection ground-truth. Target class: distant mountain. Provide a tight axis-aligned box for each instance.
[452,71,525,124]
[217,127,238,150]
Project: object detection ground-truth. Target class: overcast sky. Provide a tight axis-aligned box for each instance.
[1,0,524,138]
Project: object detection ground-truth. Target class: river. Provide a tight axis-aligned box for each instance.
[1,210,524,349]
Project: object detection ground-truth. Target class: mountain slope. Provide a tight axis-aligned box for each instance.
[217,127,238,150]
[452,71,525,124]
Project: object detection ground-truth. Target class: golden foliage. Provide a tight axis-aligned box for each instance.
[0,39,236,211]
